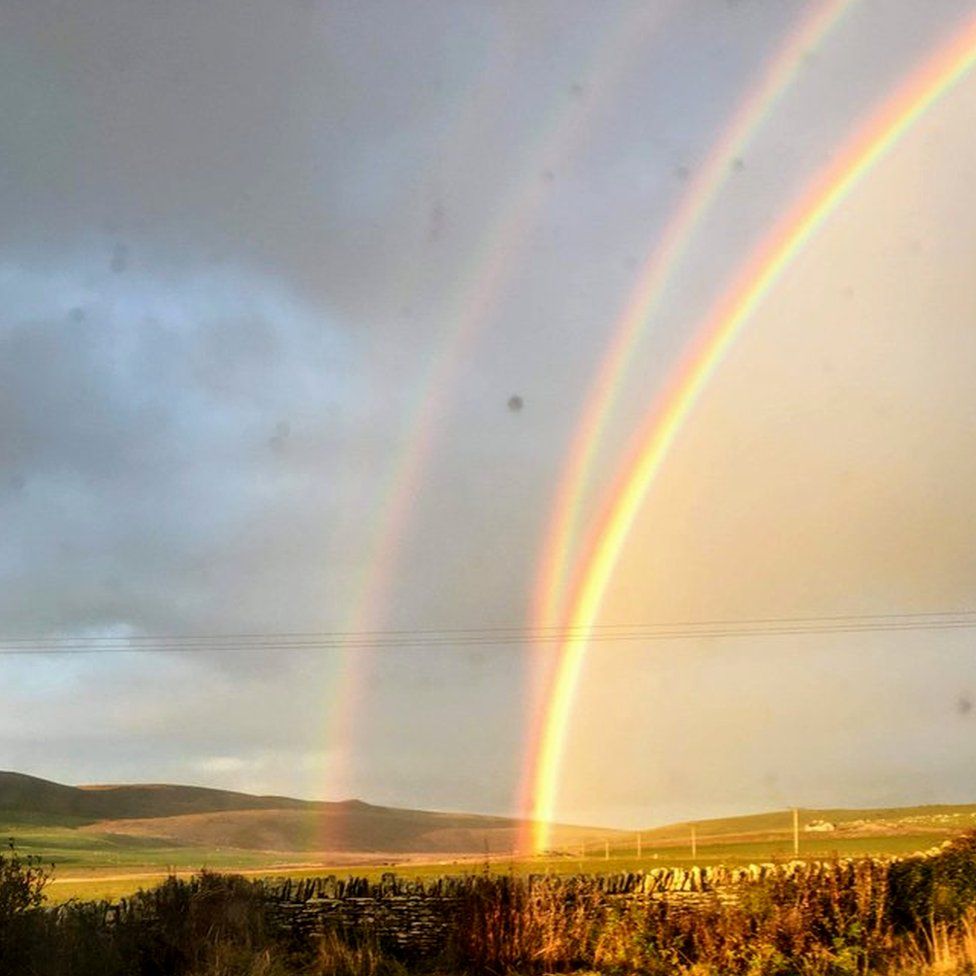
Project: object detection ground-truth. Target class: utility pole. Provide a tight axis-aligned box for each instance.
[604,840,610,861]
[636,832,642,858]
[691,825,697,860]
[792,808,800,857]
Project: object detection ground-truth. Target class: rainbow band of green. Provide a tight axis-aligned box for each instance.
[528,11,976,852]
[518,0,858,850]
[530,0,858,635]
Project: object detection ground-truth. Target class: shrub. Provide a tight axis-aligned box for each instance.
[105,871,277,976]
[0,838,50,918]
[0,839,53,972]
[6,840,976,974]
[889,832,976,931]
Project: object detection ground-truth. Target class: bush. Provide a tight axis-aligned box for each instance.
[5,840,976,974]
[889,832,976,930]
[0,839,53,972]
[114,870,274,975]
[0,838,50,917]
[0,869,302,976]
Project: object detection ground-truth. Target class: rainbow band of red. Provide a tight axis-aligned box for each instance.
[518,0,856,850]
[526,11,976,852]
[531,0,857,634]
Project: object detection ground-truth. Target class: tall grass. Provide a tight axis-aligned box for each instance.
[4,833,976,974]
[0,870,284,976]
[450,874,607,970]
[312,931,407,976]
[447,866,895,975]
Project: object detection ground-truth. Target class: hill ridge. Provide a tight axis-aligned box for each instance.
[6,771,975,857]
[0,770,620,854]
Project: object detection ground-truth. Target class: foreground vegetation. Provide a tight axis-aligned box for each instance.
[39,830,967,905]
[7,834,976,974]
[8,777,976,905]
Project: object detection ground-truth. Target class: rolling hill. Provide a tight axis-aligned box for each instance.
[0,771,619,855]
[632,804,976,847]
[5,771,976,863]
[0,770,312,823]
[78,807,605,854]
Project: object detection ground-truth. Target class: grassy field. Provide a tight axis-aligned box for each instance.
[33,823,967,903]
[7,774,976,905]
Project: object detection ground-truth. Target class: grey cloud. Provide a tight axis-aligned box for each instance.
[0,261,354,639]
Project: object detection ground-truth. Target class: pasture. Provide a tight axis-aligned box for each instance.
[29,806,976,903]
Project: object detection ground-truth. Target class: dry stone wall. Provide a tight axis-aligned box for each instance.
[258,859,889,955]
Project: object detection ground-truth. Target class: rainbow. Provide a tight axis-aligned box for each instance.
[527,11,976,852]
[531,0,858,633]
[521,0,856,849]
[321,3,675,808]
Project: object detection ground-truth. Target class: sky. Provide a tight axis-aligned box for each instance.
[2,0,976,830]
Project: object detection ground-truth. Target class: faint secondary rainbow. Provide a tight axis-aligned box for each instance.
[533,0,856,634]
[527,11,976,852]
[321,3,676,810]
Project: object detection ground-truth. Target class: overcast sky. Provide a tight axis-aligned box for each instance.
[3,0,976,829]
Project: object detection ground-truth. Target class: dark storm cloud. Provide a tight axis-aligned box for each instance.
[0,0,571,325]
[0,262,353,638]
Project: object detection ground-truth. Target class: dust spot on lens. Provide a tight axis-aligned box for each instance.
[269,420,291,453]
[428,202,446,243]
[110,243,128,274]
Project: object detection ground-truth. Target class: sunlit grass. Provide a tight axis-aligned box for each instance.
[16,817,966,904]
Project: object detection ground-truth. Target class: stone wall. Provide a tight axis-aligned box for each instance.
[258,859,889,956]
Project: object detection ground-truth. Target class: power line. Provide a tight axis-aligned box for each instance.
[0,609,974,654]
[1,606,971,642]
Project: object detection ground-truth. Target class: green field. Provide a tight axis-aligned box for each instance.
[1,822,315,903]
[6,770,976,905]
[25,822,968,904]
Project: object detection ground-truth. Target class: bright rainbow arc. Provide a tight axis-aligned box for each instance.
[531,0,858,634]
[521,0,855,851]
[528,11,976,852]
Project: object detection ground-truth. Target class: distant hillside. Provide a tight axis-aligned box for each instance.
[8,771,973,859]
[80,807,607,854]
[0,771,314,824]
[638,804,976,846]
[0,771,619,855]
